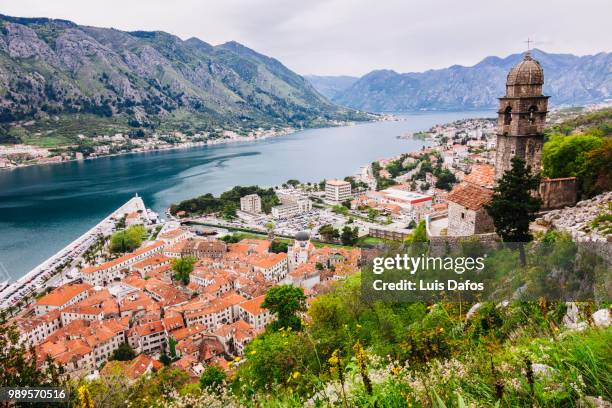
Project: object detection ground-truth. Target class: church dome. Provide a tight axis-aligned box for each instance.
[506,52,544,86]
[295,231,310,241]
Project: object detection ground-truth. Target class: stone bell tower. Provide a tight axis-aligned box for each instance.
[494,51,549,180]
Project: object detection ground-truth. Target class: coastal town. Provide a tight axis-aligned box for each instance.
[0,126,298,169]
[1,51,610,391]
[0,115,392,169]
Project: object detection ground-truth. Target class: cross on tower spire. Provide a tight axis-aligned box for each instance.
[525,38,534,52]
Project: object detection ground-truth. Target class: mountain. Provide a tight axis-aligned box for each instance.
[304,75,359,99]
[0,15,364,142]
[311,49,612,112]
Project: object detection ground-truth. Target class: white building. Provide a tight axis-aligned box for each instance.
[325,179,352,203]
[271,199,312,219]
[240,194,262,214]
[287,231,314,271]
[252,253,289,282]
[238,295,273,330]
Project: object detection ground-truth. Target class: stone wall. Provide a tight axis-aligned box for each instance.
[448,202,495,236]
[538,177,577,210]
[428,233,500,257]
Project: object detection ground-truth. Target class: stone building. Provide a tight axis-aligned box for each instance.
[494,51,549,180]
[445,51,576,236]
[447,182,495,236]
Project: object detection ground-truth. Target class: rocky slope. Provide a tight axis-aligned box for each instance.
[313,49,612,112]
[0,14,362,140]
[539,191,612,243]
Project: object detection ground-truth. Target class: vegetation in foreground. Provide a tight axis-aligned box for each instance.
[3,234,609,408]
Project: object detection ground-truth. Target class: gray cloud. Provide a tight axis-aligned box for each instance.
[1,0,610,76]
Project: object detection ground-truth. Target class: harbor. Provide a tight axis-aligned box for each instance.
[0,195,152,310]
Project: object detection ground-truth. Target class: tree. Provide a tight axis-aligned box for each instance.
[168,336,178,359]
[172,256,197,285]
[434,169,457,191]
[270,240,288,253]
[111,342,136,361]
[199,366,226,391]
[159,353,172,366]
[110,225,147,253]
[319,224,339,242]
[367,208,380,221]
[286,179,301,188]
[485,157,541,265]
[542,132,605,196]
[340,226,359,246]
[262,285,307,331]
[222,202,237,220]
[405,220,428,244]
[332,205,349,216]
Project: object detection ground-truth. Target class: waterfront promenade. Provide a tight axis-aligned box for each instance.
[0,195,147,310]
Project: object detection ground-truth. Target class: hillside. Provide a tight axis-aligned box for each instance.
[0,14,364,145]
[309,49,612,112]
[304,75,359,99]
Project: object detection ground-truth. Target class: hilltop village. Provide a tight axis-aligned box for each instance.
[4,52,611,387]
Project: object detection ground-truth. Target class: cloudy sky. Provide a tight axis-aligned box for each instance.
[1,0,610,76]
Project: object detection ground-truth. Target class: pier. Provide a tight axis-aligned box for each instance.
[0,195,147,310]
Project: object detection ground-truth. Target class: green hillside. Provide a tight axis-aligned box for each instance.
[0,14,368,146]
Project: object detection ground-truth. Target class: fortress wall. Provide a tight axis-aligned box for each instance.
[539,177,578,210]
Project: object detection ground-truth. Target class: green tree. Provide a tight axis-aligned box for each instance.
[262,285,307,331]
[332,205,349,215]
[434,169,457,191]
[168,336,178,359]
[110,225,147,253]
[270,240,288,253]
[172,256,197,285]
[222,202,237,220]
[542,132,603,179]
[110,342,136,361]
[485,157,541,265]
[367,208,380,221]
[405,220,428,244]
[319,224,339,242]
[159,353,172,366]
[340,226,359,246]
[199,366,227,391]
[286,179,301,187]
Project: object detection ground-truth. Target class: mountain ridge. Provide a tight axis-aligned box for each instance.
[0,14,364,143]
[307,49,612,111]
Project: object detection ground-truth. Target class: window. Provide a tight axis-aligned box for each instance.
[503,106,512,125]
[461,212,465,219]
[528,105,537,124]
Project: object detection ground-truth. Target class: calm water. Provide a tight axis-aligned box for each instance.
[0,111,493,279]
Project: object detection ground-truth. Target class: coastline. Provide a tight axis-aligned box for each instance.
[0,116,395,172]
[0,126,298,172]
[0,111,470,281]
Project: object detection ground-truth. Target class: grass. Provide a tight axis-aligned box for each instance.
[357,236,399,246]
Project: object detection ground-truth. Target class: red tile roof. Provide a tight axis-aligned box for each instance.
[447,183,493,211]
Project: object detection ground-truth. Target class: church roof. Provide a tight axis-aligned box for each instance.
[447,183,493,211]
[507,52,544,86]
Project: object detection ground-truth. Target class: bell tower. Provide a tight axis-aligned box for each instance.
[494,51,549,180]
